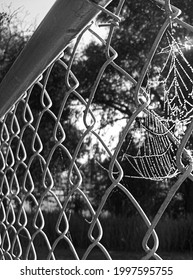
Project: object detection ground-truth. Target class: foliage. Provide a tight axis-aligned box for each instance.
[0,8,32,82]
[0,11,87,209]
[73,0,193,215]
[1,1,193,216]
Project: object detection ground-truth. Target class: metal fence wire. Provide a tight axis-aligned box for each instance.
[0,0,193,259]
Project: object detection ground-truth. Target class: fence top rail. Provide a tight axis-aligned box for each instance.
[0,0,112,119]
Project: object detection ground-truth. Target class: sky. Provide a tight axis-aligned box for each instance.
[0,0,56,26]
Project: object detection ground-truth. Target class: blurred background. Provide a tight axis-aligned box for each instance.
[0,0,193,259]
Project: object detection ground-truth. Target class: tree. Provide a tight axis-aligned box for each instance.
[0,8,33,82]
[1,1,193,216]
[0,9,31,210]
[0,10,88,212]
[73,0,193,215]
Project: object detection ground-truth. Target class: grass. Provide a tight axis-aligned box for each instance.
[9,211,193,259]
[33,247,193,260]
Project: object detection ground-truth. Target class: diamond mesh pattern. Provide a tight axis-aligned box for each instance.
[0,0,193,259]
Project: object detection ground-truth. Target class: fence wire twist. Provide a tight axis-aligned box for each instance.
[0,0,193,259]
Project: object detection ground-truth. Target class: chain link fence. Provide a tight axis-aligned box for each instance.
[0,0,193,259]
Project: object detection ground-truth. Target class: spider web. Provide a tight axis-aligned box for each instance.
[160,31,193,126]
[122,30,193,180]
[122,109,179,180]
